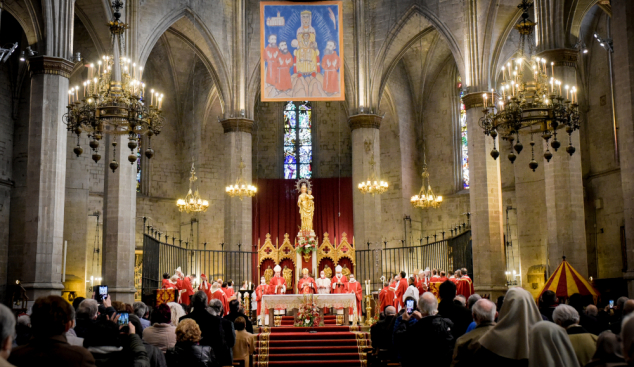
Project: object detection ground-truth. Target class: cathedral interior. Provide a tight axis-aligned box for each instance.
[0,0,632,306]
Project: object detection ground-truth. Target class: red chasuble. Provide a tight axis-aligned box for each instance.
[332,275,348,294]
[463,275,475,295]
[255,284,268,316]
[275,52,293,91]
[394,278,408,308]
[269,276,286,295]
[457,278,474,299]
[321,53,340,94]
[181,277,194,306]
[379,286,394,313]
[198,281,212,302]
[162,279,175,289]
[210,289,229,316]
[224,287,235,300]
[298,277,316,294]
[346,281,363,317]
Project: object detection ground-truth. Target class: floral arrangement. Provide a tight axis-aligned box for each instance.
[295,233,317,255]
[295,295,320,327]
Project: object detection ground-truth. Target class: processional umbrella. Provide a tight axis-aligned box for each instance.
[538,256,600,303]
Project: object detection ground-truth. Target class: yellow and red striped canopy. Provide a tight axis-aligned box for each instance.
[539,258,599,302]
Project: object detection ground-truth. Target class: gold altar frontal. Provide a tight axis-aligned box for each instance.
[257,232,356,293]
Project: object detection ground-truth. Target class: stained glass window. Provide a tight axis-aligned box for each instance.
[136,135,142,192]
[459,79,469,189]
[283,101,312,179]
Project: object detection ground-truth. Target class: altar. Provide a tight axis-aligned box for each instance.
[262,293,358,326]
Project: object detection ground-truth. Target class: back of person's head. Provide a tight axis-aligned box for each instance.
[404,297,417,311]
[128,314,143,338]
[229,299,240,313]
[192,290,208,308]
[384,306,396,316]
[586,304,598,317]
[228,279,233,286]
[77,299,99,320]
[167,302,186,326]
[151,304,172,324]
[440,270,446,277]
[461,268,468,275]
[419,292,438,316]
[163,273,169,280]
[125,304,133,314]
[408,276,416,285]
[593,330,623,363]
[618,296,630,311]
[111,300,126,312]
[472,299,496,325]
[541,290,557,307]
[0,304,16,357]
[84,319,120,348]
[133,302,148,319]
[30,296,73,338]
[222,282,228,288]
[623,300,634,317]
[176,319,201,343]
[623,315,634,363]
[208,299,223,316]
[438,280,456,301]
[552,304,579,328]
[234,316,246,331]
[468,294,482,310]
[400,271,406,279]
[72,297,85,311]
[454,295,466,307]
[17,315,30,327]
[568,293,583,311]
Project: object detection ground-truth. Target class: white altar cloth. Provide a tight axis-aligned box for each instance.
[262,293,357,315]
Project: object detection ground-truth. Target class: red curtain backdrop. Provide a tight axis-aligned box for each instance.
[252,177,354,251]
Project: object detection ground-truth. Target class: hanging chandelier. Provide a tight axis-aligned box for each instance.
[411,154,442,209]
[63,0,164,172]
[479,0,580,172]
[225,159,257,200]
[357,153,388,195]
[177,162,209,213]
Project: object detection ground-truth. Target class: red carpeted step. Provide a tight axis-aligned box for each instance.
[263,353,361,361]
[264,346,361,354]
[267,332,358,340]
[266,326,353,333]
[255,362,363,366]
[261,339,360,347]
[280,315,337,321]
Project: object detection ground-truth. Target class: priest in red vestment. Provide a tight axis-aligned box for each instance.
[416,269,429,295]
[379,282,393,313]
[255,276,268,323]
[198,274,212,301]
[438,271,448,283]
[223,281,235,300]
[394,271,409,309]
[430,269,440,282]
[181,274,194,306]
[321,40,340,95]
[297,268,316,294]
[461,268,475,295]
[264,34,279,86]
[210,281,229,316]
[389,275,399,307]
[332,265,348,314]
[346,274,363,319]
[274,41,293,92]
[162,273,175,289]
[268,265,287,295]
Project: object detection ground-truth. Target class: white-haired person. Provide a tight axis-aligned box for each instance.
[297,268,316,294]
[451,299,497,367]
[553,304,598,366]
[331,265,349,318]
[166,302,186,327]
[268,265,287,318]
[210,281,229,316]
[0,303,15,364]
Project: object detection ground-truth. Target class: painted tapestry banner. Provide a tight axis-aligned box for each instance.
[260,1,344,102]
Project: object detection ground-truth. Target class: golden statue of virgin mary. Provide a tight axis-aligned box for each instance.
[297,179,314,232]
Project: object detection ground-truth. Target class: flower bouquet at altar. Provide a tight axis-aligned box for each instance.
[295,294,320,327]
[295,229,317,255]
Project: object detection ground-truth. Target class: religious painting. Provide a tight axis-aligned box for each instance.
[260,1,344,102]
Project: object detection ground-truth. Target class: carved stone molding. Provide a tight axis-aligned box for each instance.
[538,48,578,68]
[461,92,499,111]
[26,56,75,79]
[220,118,254,134]
[348,114,382,130]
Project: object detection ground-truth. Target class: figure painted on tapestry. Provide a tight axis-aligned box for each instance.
[261,1,344,102]
[298,183,314,232]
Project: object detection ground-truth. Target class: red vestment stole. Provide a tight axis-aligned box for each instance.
[162,279,175,289]
[298,277,316,294]
[346,281,363,316]
[379,287,392,313]
[269,276,286,295]
[394,278,408,308]
[181,277,194,306]
[255,284,268,316]
[332,275,348,294]
[198,281,212,302]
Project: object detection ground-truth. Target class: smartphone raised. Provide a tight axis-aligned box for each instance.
[95,285,108,303]
[610,300,615,309]
[406,299,414,314]
[117,312,129,326]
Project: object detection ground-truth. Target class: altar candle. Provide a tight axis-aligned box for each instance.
[502,66,505,82]
[551,62,554,80]
[482,93,487,107]
[151,89,154,105]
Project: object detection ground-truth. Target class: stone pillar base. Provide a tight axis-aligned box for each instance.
[108,287,137,304]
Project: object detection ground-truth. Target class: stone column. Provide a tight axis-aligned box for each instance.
[102,134,137,303]
[222,118,253,253]
[611,0,634,295]
[462,93,507,297]
[349,114,382,247]
[538,48,587,276]
[21,56,75,299]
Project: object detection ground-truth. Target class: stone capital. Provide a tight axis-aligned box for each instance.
[26,56,75,79]
[348,114,382,130]
[220,118,254,134]
[537,48,578,68]
[462,92,500,111]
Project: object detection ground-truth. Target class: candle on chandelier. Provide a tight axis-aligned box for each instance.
[551,62,555,80]
[75,86,78,100]
[565,85,569,100]
[98,60,102,76]
[550,78,554,94]
[150,89,154,105]
[501,66,505,82]
[499,100,504,111]
[482,93,487,107]
[133,62,136,79]
[68,90,72,104]
[139,66,143,81]
[491,88,495,104]
[93,78,97,95]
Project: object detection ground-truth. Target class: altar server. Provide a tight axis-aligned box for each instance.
[198,274,212,301]
[347,274,363,319]
[316,270,331,294]
[298,268,316,294]
[255,276,268,325]
[210,281,229,316]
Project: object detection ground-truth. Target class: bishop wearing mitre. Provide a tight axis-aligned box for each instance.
[332,265,348,294]
[268,265,286,294]
[210,281,229,316]
[298,268,316,294]
[346,274,363,319]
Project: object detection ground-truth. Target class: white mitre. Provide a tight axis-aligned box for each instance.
[274,265,282,272]
[335,265,342,272]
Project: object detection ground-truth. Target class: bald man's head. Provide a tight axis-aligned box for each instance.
[384,306,396,316]
[624,299,634,317]
[472,299,496,325]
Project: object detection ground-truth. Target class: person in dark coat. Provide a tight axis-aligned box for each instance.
[539,290,558,321]
[371,306,397,360]
[394,293,454,367]
[179,291,234,367]
[84,318,148,367]
[129,314,166,367]
[437,280,473,339]
[223,300,253,334]
[166,319,216,367]
[8,296,97,367]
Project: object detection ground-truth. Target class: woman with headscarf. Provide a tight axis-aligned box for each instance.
[473,287,542,367]
[584,331,624,367]
[529,321,580,367]
[618,315,634,367]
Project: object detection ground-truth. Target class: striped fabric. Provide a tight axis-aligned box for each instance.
[539,259,599,303]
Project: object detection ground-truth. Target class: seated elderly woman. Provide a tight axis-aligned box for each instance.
[552,304,598,366]
[143,303,177,352]
[166,319,216,367]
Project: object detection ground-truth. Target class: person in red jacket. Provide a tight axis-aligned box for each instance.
[255,276,268,325]
[180,274,195,306]
[379,282,394,314]
[198,274,212,301]
[346,274,363,320]
[394,271,409,310]
[210,281,229,316]
[162,273,175,289]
